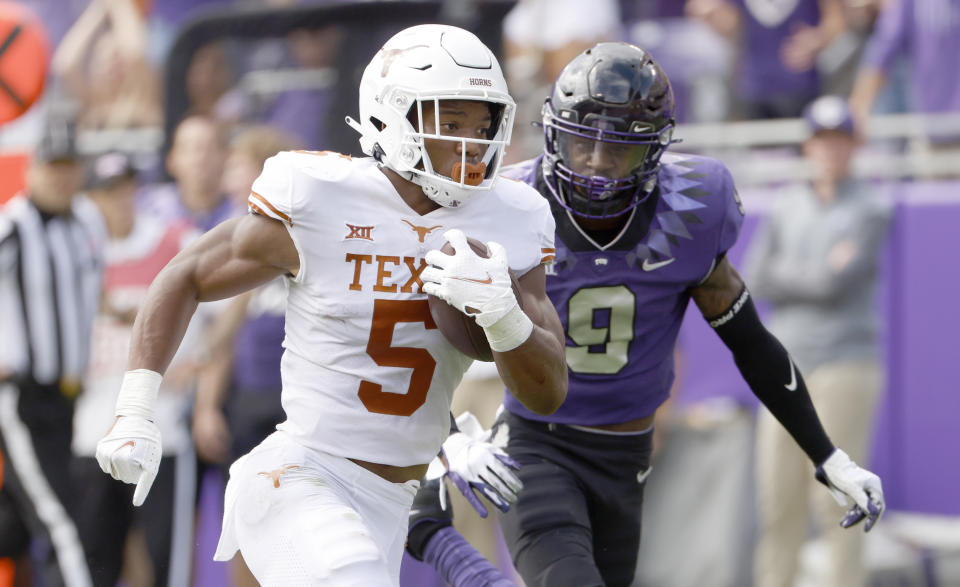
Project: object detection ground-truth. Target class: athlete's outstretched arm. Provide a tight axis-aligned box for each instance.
[423,229,567,415]
[127,213,298,373]
[97,213,298,505]
[692,255,884,531]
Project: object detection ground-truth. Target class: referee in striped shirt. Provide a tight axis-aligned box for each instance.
[0,118,101,587]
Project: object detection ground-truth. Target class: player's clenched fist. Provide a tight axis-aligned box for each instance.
[97,369,164,506]
[423,229,533,352]
[422,229,517,327]
[96,415,162,506]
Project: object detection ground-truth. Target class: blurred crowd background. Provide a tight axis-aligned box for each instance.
[0,0,958,586]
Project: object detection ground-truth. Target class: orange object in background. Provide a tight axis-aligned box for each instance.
[0,151,28,204]
[0,558,13,587]
[0,451,6,587]
[0,2,49,124]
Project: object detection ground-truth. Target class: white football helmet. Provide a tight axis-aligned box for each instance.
[346,24,516,208]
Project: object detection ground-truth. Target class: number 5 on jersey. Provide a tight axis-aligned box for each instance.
[358,299,438,416]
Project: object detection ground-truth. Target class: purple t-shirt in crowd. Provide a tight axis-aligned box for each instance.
[501,153,744,426]
[861,0,960,114]
[137,182,239,233]
[231,278,286,392]
[263,88,334,151]
[733,0,821,102]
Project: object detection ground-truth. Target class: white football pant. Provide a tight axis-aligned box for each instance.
[215,431,419,586]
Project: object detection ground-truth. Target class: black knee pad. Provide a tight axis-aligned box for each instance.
[405,477,452,561]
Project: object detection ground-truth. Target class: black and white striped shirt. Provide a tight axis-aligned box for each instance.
[0,194,105,389]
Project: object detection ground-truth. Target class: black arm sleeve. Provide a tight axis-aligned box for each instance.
[708,287,835,465]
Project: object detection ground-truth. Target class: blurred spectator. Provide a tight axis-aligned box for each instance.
[220,124,301,209]
[501,0,620,160]
[0,116,101,587]
[259,26,343,148]
[849,0,960,139]
[146,0,234,64]
[814,0,884,97]
[213,25,343,149]
[688,0,847,119]
[187,41,237,120]
[142,115,236,231]
[192,124,298,587]
[621,1,734,122]
[745,96,891,587]
[72,152,198,587]
[52,0,162,130]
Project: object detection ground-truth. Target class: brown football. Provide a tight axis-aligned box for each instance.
[427,237,523,362]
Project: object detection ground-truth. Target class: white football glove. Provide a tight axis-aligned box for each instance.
[96,415,162,506]
[815,448,885,532]
[422,229,532,352]
[439,411,523,518]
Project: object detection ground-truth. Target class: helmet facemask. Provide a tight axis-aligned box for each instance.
[542,100,674,219]
[399,95,514,207]
[539,42,678,220]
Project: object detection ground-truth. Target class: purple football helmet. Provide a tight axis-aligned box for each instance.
[541,43,676,219]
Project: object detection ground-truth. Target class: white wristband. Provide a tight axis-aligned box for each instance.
[483,304,534,353]
[115,369,163,421]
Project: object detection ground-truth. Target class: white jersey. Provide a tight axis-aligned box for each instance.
[248,151,555,466]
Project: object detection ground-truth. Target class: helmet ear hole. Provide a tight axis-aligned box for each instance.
[370,116,386,131]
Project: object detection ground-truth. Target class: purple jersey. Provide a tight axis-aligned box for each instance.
[501,153,744,426]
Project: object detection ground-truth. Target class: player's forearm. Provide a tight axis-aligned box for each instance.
[495,325,567,415]
[709,287,835,464]
[126,257,201,374]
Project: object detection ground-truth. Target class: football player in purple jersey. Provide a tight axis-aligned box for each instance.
[407,42,885,587]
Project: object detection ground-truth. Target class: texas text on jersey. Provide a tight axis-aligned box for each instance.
[249,150,555,466]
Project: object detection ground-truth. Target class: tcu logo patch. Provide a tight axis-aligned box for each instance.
[345,223,375,241]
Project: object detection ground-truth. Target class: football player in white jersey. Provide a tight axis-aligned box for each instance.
[94,24,567,586]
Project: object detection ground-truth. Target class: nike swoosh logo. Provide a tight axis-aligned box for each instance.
[636,466,653,484]
[785,359,797,391]
[449,274,493,285]
[642,257,676,271]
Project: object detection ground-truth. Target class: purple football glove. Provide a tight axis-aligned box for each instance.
[440,411,522,518]
[815,448,885,532]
